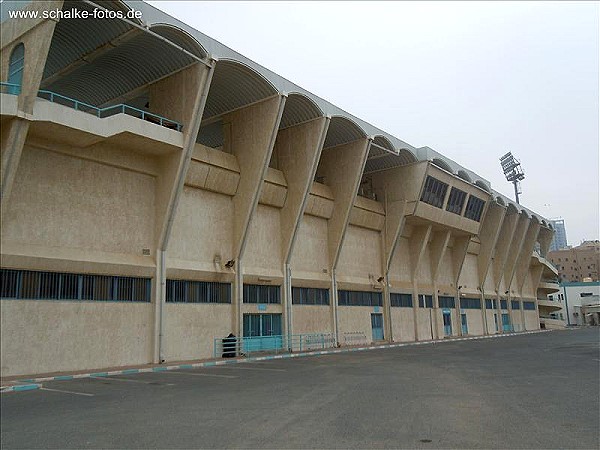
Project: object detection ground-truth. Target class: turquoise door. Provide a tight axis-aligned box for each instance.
[461,313,468,335]
[243,314,283,353]
[502,313,511,332]
[443,311,452,336]
[371,313,384,341]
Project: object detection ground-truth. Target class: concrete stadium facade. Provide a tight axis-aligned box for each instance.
[0,0,560,377]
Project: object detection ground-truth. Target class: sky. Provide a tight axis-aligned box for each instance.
[147,1,599,245]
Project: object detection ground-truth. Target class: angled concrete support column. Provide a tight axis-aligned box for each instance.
[410,225,432,341]
[317,137,371,344]
[515,220,541,294]
[277,117,330,340]
[152,62,215,364]
[477,203,507,286]
[381,174,409,342]
[476,202,506,335]
[503,214,530,296]
[537,227,554,258]
[493,211,520,293]
[229,95,287,335]
[1,2,62,217]
[453,236,471,336]
[430,230,451,339]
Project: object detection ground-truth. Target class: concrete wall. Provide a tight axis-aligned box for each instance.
[163,304,232,362]
[524,310,540,331]
[337,307,376,344]
[416,309,435,340]
[291,305,332,335]
[390,307,415,342]
[463,309,484,336]
[3,145,156,257]
[1,299,153,377]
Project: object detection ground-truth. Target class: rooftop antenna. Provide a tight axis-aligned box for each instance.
[499,152,525,204]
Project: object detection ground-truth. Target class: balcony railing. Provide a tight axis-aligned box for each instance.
[0,82,182,132]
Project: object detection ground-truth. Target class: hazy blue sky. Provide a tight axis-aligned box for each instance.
[149,1,599,245]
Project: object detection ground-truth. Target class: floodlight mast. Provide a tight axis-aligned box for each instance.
[499,152,525,204]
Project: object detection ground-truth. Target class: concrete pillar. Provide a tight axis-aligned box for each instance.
[277,116,329,341]
[430,230,451,339]
[152,62,215,364]
[228,95,287,335]
[410,225,432,341]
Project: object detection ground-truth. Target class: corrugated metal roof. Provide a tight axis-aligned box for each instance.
[202,60,278,120]
[42,1,133,81]
[323,116,367,149]
[149,24,207,59]
[279,93,323,130]
[44,31,197,106]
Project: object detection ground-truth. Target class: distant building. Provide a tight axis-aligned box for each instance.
[548,240,600,283]
[550,281,600,326]
[549,219,568,252]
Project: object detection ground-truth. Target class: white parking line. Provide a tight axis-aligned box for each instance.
[218,365,286,372]
[162,371,238,379]
[90,376,175,386]
[40,387,94,397]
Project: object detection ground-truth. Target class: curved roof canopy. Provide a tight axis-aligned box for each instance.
[475,180,491,193]
[323,116,367,149]
[279,93,323,130]
[432,158,454,174]
[202,60,278,120]
[457,170,472,183]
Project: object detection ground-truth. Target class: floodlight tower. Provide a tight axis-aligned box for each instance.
[499,152,525,204]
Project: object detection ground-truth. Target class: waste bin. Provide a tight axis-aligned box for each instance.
[222,333,237,358]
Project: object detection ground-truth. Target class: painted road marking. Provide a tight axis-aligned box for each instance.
[161,371,238,379]
[90,376,175,386]
[219,365,286,372]
[40,387,94,397]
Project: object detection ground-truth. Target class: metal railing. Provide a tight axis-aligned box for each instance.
[0,81,21,95]
[343,331,368,345]
[0,83,182,131]
[36,90,182,131]
[213,332,336,358]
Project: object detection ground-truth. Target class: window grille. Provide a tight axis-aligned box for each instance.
[485,299,498,309]
[166,279,231,304]
[338,290,383,307]
[243,284,281,304]
[0,269,150,302]
[390,293,413,307]
[420,176,448,208]
[460,297,481,309]
[292,287,329,305]
[438,296,455,308]
[446,187,467,215]
[464,195,485,222]
[418,295,433,308]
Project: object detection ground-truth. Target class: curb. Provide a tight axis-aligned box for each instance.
[0,383,42,393]
[3,329,551,391]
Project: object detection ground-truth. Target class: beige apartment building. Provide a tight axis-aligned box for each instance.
[0,0,559,377]
[548,240,600,283]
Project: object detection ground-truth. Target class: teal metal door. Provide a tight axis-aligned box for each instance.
[461,313,468,335]
[243,314,283,352]
[371,313,384,341]
[443,310,452,336]
[502,313,511,332]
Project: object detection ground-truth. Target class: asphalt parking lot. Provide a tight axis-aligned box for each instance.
[1,328,598,449]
